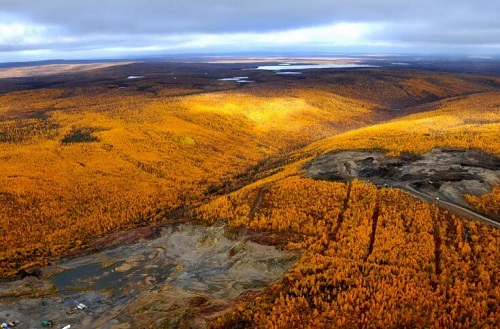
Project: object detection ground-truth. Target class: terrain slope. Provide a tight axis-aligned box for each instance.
[0,62,500,328]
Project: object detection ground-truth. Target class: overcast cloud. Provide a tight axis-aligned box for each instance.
[0,0,499,62]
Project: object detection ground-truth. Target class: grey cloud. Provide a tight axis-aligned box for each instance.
[2,0,498,34]
[0,0,499,61]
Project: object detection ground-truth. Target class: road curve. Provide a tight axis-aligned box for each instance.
[395,183,500,229]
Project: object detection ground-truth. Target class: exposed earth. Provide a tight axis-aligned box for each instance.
[305,149,500,223]
[0,224,296,328]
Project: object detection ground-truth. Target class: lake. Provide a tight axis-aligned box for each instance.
[256,64,378,71]
[218,76,254,82]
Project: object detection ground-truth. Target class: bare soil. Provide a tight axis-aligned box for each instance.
[0,224,296,328]
[305,149,500,216]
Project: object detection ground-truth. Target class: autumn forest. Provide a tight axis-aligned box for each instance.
[0,60,499,328]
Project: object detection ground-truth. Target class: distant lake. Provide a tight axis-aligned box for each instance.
[127,75,145,79]
[256,64,378,71]
[218,76,253,83]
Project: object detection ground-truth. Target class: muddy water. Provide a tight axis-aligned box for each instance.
[0,224,296,328]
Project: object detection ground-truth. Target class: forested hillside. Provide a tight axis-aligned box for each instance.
[0,63,499,328]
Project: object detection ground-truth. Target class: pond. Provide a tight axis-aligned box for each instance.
[218,76,253,83]
[256,64,378,70]
[0,224,296,328]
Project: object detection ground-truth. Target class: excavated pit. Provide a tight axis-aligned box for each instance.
[305,149,500,213]
[0,223,296,328]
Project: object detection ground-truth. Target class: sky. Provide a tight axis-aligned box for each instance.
[0,0,499,63]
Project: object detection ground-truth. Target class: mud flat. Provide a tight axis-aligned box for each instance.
[305,149,500,221]
[0,224,296,328]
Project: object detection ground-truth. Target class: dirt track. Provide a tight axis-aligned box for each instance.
[305,148,500,225]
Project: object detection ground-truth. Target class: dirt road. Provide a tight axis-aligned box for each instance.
[395,182,500,228]
[305,148,500,228]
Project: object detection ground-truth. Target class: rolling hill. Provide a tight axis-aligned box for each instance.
[0,61,499,328]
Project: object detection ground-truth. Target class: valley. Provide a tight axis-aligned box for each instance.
[0,57,499,328]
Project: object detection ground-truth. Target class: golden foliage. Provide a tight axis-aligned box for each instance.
[1,70,499,327]
[202,177,500,328]
[307,92,500,156]
[466,185,500,220]
[0,86,381,278]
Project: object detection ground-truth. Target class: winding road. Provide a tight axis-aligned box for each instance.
[394,182,500,229]
[305,149,500,230]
